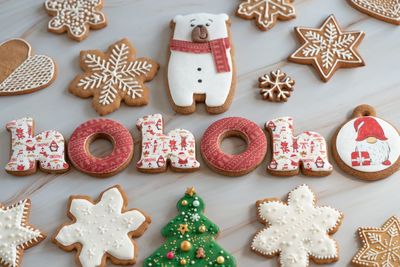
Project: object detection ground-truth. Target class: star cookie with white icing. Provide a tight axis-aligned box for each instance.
[251,184,343,267]
[0,199,46,267]
[53,186,151,267]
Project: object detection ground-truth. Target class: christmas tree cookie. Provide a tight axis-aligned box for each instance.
[144,187,236,267]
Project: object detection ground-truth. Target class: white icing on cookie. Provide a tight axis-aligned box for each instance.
[252,185,343,267]
[55,187,148,267]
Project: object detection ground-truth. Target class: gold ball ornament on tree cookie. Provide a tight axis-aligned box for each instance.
[44,0,107,41]
[289,15,365,82]
[236,0,296,31]
[69,38,159,115]
[258,69,295,102]
[348,0,400,25]
[332,105,400,180]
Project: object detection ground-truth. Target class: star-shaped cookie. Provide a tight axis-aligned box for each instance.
[0,199,46,267]
[352,216,400,267]
[289,15,365,82]
[53,185,151,267]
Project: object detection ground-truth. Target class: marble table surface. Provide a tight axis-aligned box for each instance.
[0,0,399,266]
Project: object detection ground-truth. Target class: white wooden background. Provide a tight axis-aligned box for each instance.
[0,0,399,266]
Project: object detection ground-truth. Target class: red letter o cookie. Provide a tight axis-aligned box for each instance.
[201,117,267,176]
[68,119,133,178]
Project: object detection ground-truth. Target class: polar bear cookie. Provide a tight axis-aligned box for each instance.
[167,13,236,114]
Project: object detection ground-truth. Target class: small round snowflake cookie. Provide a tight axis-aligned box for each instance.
[258,69,295,102]
[44,0,107,41]
[251,184,344,267]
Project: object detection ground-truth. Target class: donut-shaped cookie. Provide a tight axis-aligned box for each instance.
[68,118,133,178]
[201,117,267,176]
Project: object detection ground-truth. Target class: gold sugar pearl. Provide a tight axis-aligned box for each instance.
[199,225,206,233]
[217,256,225,264]
[180,240,192,252]
[180,259,187,265]
[181,200,188,206]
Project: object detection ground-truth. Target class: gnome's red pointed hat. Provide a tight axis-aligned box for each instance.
[354,117,388,141]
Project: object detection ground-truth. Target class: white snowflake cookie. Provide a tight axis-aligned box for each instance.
[251,184,343,267]
[53,185,151,267]
[44,0,107,41]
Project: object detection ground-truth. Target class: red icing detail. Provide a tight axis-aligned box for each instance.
[200,117,267,176]
[351,151,371,166]
[382,160,392,166]
[354,117,388,141]
[68,119,133,177]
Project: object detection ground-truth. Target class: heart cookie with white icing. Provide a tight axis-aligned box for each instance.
[348,0,400,25]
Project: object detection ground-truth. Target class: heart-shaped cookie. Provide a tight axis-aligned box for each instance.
[0,39,57,96]
[348,0,400,25]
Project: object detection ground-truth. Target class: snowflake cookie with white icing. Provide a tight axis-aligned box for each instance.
[348,0,400,25]
[44,0,107,41]
[251,184,343,267]
[69,38,159,115]
[0,199,46,267]
[53,185,151,267]
[259,69,295,102]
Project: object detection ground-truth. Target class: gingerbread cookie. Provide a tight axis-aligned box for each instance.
[266,117,333,176]
[0,39,56,95]
[332,104,400,181]
[259,69,295,102]
[252,184,343,267]
[44,0,107,41]
[144,187,236,267]
[69,38,159,115]
[236,0,296,31]
[348,0,400,25]
[168,13,236,114]
[352,216,400,267]
[68,118,134,178]
[289,15,365,82]
[136,114,200,173]
[5,117,69,176]
[0,199,46,267]
[201,117,267,176]
[53,185,151,267]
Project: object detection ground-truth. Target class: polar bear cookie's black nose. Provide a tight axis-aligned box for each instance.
[192,25,209,43]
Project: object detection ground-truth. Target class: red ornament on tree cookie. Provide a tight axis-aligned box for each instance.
[332,104,400,180]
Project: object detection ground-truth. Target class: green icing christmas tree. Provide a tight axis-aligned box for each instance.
[144,187,236,267]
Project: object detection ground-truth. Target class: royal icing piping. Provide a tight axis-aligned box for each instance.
[266,117,332,174]
[5,117,69,173]
[259,69,295,102]
[252,185,343,267]
[168,13,233,107]
[0,199,45,267]
[350,0,400,24]
[336,116,400,172]
[55,187,149,267]
[45,0,106,39]
[136,114,200,170]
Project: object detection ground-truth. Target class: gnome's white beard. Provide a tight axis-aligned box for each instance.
[356,140,390,165]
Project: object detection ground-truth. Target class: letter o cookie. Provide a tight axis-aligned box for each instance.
[68,118,133,178]
[200,117,267,176]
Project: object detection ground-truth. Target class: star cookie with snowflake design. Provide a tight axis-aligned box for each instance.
[236,0,296,31]
[259,69,295,102]
[53,185,151,267]
[69,38,159,115]
[289,15,365,82]
[251,184,343,267]
[0,199,46,267]
[44,0,107,41]
[348,0,400,25]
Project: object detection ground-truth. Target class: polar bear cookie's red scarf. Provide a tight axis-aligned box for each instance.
[170,38,231,73]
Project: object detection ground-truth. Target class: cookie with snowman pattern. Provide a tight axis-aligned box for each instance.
[332,104,400,180]
[53,185,151,267]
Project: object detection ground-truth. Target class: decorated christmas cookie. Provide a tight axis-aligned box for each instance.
[69,38,159,115]
[0,39,56,95]
[53,185,151,267]
[259,69,295,102]
[5,117,69,176]
[0,199,46,267]
[289,15,365,82]
[136,114,200,173]
[352,216,400,266]
[332,104,400,180]
[144,187,236,267]
[236,0,296,31]
[168,13,236,114]
[348,0,400,25]
[266,117,333,176]
[44,0,107,41]
[252,184,343,267]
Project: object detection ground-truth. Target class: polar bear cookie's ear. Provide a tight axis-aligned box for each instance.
[173,15,184,23]
[218,13,230,25]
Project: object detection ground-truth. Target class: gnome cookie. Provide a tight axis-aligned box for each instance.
[332,104,400,180]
